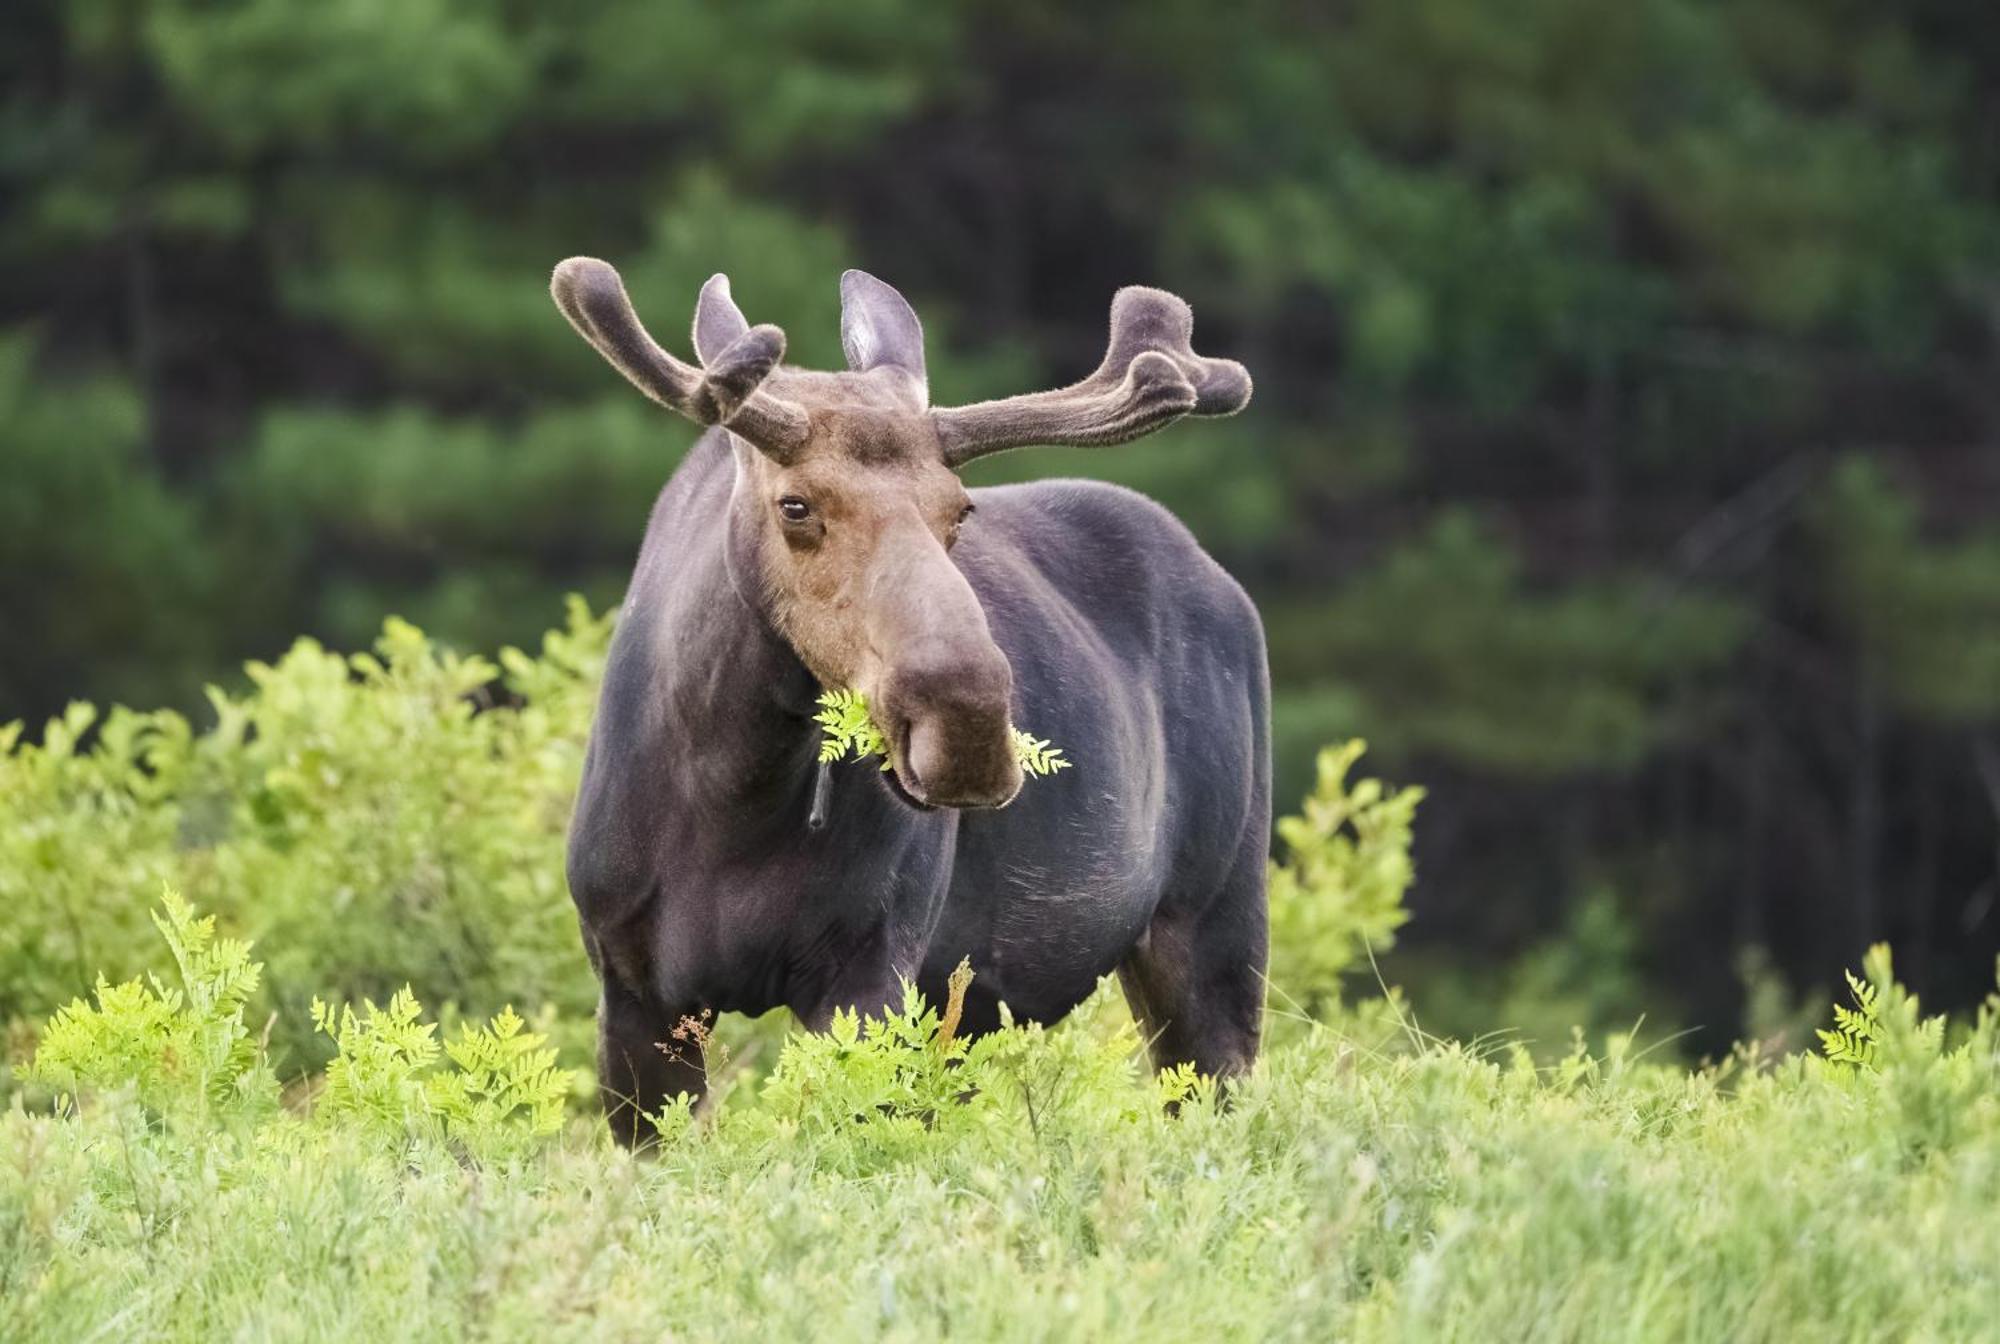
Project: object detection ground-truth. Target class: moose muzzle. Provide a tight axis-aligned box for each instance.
[862,522,1024,811]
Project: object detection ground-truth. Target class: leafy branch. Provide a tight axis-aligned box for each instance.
[1265,740,1423,1019]
[813,688,1071,778]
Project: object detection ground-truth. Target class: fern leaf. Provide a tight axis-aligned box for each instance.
[1011,731,1071,776]
[814,688,1072,779]
[1820,968,1883,1070]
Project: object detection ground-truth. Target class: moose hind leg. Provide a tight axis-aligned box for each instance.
[1119,847,1269,1085]
[597,982,707,1149]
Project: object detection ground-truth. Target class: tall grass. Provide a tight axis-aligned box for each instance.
[6,902,1997,1341]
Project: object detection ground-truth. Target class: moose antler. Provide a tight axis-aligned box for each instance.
[550,257,809,459]
[933,286,1251,466]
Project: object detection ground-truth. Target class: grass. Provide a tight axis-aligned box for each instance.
[5,935,1999,1342]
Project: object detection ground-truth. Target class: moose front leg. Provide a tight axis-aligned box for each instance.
[597,981,707,1149]
[793,952,914,1034]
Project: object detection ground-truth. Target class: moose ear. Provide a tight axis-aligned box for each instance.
[839,269,927,401]
[692,273,752,366]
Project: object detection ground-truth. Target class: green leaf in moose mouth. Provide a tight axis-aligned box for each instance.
[813,688,1071,778]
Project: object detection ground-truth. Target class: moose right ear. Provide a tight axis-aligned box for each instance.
[839,269,927,402]
[693,273,752,366]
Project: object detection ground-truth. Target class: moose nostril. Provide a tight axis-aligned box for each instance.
[892,719,926,797]
[904,717,942,789]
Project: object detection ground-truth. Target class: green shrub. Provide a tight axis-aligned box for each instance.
[736,961,1164,1174]
[312,992,570,1162]
[0,601,611,1072]
[3,612,1422,1084]
[1266,739,1423,1021]
[18,892,572,1163]
[17,890,275,1127]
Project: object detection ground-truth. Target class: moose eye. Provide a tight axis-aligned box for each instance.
[778,496,812,523]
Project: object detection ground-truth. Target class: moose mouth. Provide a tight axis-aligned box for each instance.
[881,721,938,811]
[879,716,1022,812]
[882,764,939,812]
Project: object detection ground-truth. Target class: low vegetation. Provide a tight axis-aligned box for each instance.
[0,604,611,1070]
[4,612,1996,1340]
[7,895,1998,1340]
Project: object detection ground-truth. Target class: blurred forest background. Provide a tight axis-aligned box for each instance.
[4,0,1998,1050]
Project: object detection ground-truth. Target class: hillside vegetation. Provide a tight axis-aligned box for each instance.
[4,612,1997,1341]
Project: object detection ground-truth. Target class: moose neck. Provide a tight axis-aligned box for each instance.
[616,430,827,834]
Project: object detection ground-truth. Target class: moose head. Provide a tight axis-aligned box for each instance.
[551,258,1251,811]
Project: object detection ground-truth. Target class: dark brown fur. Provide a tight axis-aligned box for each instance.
[554,259,1268,1144]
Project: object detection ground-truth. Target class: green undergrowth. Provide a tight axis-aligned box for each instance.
[0,603,612,1071]
[0,607,1370,1079]
[6,609,1999,1339]
[16,890,576,1160]
[5,885,2000,1340]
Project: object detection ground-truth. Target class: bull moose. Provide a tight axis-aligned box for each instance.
[552,258,1269,1144]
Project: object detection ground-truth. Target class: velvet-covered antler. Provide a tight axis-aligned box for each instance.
[550,257,809,459]
[932,286,1251,466]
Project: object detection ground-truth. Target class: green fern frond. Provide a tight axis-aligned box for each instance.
[18,887,275,1119]
[430,1005,571,1149]
[1011,730,1071,777]
[813,688,891,768]
[1817,1022,1879,1068]
[1818,968,1883,1069]
[1844,969,1878,1018]
[313,988,571,1158]
[814,688,1073,778]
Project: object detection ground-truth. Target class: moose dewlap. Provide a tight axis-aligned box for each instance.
[553,255,1268,1146]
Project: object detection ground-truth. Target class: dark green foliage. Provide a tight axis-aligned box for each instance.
[4,0,1998,1038]
[1811,456,2000,723]
[0,338,212,712]
[1269,514,1748,774]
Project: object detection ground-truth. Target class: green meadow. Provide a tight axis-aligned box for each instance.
[4,612,1996,1342]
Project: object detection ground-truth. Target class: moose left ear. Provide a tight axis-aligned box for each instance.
[693,273,752,366]
[840,269,927,403]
